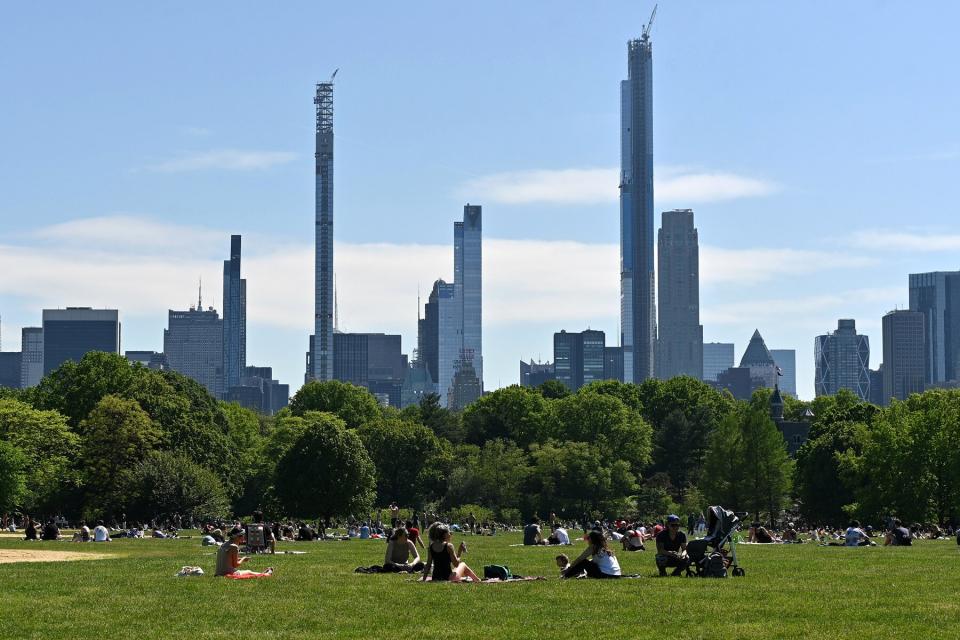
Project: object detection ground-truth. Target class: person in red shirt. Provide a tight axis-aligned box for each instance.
[405,519,425,550]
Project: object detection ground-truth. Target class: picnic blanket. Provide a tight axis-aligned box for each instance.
[412,576,546,583]
[224,570,273,580]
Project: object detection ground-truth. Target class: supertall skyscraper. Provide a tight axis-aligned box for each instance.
[222,235,246,390]
[455,204,483,390]
[311,77,335,381]
[620,24,657,383]
[657,209,702,380]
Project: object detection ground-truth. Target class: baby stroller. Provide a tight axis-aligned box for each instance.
[686,505,744,577]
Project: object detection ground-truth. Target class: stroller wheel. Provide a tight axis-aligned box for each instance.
[732,567,745,577]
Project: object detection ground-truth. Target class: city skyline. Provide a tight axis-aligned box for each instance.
[2,2,959,399]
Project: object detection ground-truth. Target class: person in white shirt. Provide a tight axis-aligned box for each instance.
[560,530,622,578]
[553,526,570,545]
[844,520,870,547]
[93,521,111,542]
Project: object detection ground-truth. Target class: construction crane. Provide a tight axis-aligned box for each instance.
[642,4,657,41]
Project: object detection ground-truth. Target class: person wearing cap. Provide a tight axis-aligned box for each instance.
[655,515,689,577]
[216,527,273,577]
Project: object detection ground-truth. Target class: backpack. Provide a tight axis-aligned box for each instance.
[483,565,512,580]
[704,552,727,578]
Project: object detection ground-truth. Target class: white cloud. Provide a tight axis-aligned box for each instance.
[700,246,877,286]
[146,149,297,172]
[459,166,777,205]
[850,230,960,252]
[29,215,224,253]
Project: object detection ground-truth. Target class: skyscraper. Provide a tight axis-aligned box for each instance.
[42,308,120,375]
[311,78,335,382]
[908,270,960,386]
[740,329,777,391]
[553,329,606,392]
[620,27,656,384]
[20,327,43,388]
[657,209,702,380]
[882,310,925,404]
[334,332,407,407]
[770,349,797,397]
[164,305,224,398]
[702,342,735,382]
[814,319,870,401]
[422,279,459,406]
[222,235,246,391]
[455,204,483,391]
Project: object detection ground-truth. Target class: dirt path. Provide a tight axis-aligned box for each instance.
[0,549,115,564]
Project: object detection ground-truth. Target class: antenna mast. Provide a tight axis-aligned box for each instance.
[198,277,203,310]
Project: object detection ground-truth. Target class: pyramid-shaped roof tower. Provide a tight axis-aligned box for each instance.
[739,329,775,367]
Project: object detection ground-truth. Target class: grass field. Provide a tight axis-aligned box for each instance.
[2,532,959,639]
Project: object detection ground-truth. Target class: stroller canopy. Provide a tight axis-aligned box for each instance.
[704,506,740,546]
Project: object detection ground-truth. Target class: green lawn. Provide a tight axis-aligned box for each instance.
[1,532,958,639]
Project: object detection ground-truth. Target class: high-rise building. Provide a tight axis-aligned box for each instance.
[814,319,870,401]
[620,27,656,384]
[739,329,777,392]
[908,271,960,386]
[702,342,735,382]
[222,235,246,391]
[455,205,483,391]
[20,327,43,388]
[124,350,168,370]
[868,367,884,406]
[164,306,224,398]
[554,329,606,392]
[770,349,797,397]
[42,308,120,375]
[227,365,289,415]
[520,360,556,388]
[422,280,460,406]
[310,79,336,382]
[882,310,925,404]
[334,332,407,407]
[604,346,624,383]
[657,209,702,380]
[0,352,21,389]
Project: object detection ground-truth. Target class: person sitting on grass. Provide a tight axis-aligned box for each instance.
[559,530,622,579]
[421,523,480,583]
[215,527,274,577]
[621,529,645,552]
[845,520,874,546]
[547,524,571,546]
[382,528,424,573]
[523,516,545,546]
[24,516,38,541]
[93,520,111,542]
[41,519,61,541]
[884,519,912,546]
[748,524,776,543]
[655,514,690,577]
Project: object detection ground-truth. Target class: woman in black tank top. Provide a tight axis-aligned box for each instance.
[421,523,480,582]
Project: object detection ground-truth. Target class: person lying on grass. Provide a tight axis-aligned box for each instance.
[421,523,480,583]
[559,530,622,579]
[215,527,273,577]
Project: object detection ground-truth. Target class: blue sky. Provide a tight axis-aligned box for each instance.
[2,1,959,399]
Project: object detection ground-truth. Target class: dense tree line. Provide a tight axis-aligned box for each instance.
[2,352,959,527]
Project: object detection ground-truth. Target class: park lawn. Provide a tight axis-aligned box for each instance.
[1,532,958,639]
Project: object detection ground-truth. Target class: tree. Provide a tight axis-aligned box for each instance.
[404,393,465,443]
[794,419,870,525]
[553,390,652,471]
[444,440,531,514]
[0,398,80,511]
[273,412,376,519]
[462,385,554,448]
[0,440,27,513]
[289,380,382,429]
[528,440,638,517]
[128,451,230,521]
[701,412,746,510]
[536,379,570,400]
[580,380,644,414]
[357,418,452,506]
[32,351,142,428]
[738,407,793,522]
[80,395,163,518]
[652,407,713,497]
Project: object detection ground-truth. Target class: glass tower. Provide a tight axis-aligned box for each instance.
[620,31,656,383]
[656,209,702,380]
[908,270,960,385]
[455,204,483,392]
[814,319,870,401]
[222,234,246,391]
